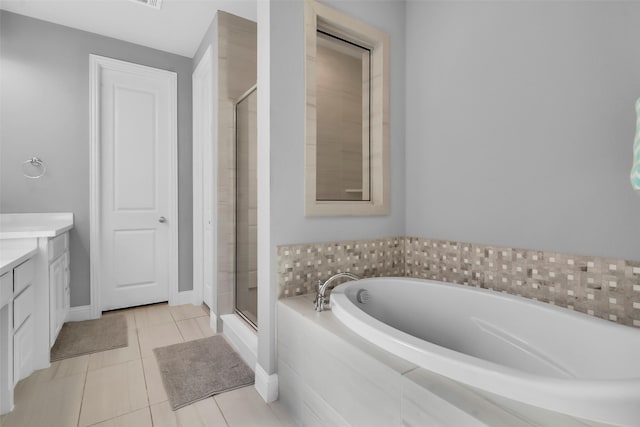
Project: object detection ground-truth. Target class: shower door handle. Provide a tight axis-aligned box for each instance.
[158,216,167,223]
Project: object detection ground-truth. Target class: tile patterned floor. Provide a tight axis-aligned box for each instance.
[0,303,295,427]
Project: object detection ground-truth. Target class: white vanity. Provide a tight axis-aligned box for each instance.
[0,213,73,414]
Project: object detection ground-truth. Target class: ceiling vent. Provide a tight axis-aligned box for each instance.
[129,0,163,10]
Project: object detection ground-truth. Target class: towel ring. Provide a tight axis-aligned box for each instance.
[22,157,46,179]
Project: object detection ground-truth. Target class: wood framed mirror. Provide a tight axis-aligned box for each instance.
[304,0,390,216]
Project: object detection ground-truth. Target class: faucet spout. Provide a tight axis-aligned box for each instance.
[314,272,360,312]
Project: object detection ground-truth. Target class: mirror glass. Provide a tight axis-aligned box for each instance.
[315,30,371,201]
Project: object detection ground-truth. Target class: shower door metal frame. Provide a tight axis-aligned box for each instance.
[234,84,258,330]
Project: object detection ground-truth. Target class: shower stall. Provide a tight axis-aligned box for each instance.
[234,85,258,328]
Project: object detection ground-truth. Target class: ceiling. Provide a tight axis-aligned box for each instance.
[0,0,257,58]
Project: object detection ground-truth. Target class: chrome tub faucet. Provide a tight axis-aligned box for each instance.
[314,272,360,312]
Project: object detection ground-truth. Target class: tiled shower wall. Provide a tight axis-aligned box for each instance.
[215,12,257,319]
[277,236,640,327]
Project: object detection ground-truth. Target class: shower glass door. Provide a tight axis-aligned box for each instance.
[235,86,258,328]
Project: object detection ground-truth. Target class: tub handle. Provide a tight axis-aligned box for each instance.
[314,280,328,311]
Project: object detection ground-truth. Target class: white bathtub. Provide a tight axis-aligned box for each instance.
[330,277,640,426]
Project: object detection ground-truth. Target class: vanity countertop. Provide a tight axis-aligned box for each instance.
[0,245,39,276]
[0,212,74,239]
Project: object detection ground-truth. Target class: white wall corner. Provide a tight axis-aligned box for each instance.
[66,305,96,322]
[192,290,203,306]
[255,363,278,403]
[171,290,195,306]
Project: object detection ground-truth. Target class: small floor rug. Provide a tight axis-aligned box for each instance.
[50,315,128,361]
[154,335,254,410]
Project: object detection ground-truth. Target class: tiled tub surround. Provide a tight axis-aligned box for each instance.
[277,237,640,327]
[405,237,640,328]
[276,237,405,298]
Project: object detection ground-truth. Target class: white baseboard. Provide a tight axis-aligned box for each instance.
[66,305,94,322]
[255,363,279,403]
[171,290,195,306]
[220,314,257,370]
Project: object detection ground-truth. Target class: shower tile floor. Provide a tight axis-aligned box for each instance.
[0,303,295,427]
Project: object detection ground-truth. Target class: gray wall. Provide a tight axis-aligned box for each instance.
[0,11,194,306]
[405,1,640,260]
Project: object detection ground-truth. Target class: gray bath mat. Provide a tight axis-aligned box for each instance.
[154,335,254,410]
[51,315,128,361]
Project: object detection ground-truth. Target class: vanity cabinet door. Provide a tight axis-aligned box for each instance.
[12,285,33,331]
[49,256,66,347]
[13,316,33,385]
[64,252,70,313]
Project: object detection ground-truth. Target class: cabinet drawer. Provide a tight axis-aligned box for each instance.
[13,285,33,330]
[0,271,12,308]
[48,233,68,262]
[13,258,35,295]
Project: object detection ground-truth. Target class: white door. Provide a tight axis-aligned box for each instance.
[97,57,177,311]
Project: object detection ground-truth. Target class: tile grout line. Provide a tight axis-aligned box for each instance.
[134,309,154,427]
[83,407,150,427]
[148,404,156,427]
[213,396,232,427]
[76,335,93,427]
[174,316,187,342]
[266,402,288,427]
[168,305,179,323]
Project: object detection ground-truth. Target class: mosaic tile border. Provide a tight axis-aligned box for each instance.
[277,237,405,298]
[277,236,640,328]
[405,237,640,328]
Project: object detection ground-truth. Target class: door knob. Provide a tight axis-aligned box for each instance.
[158,216,167,223]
